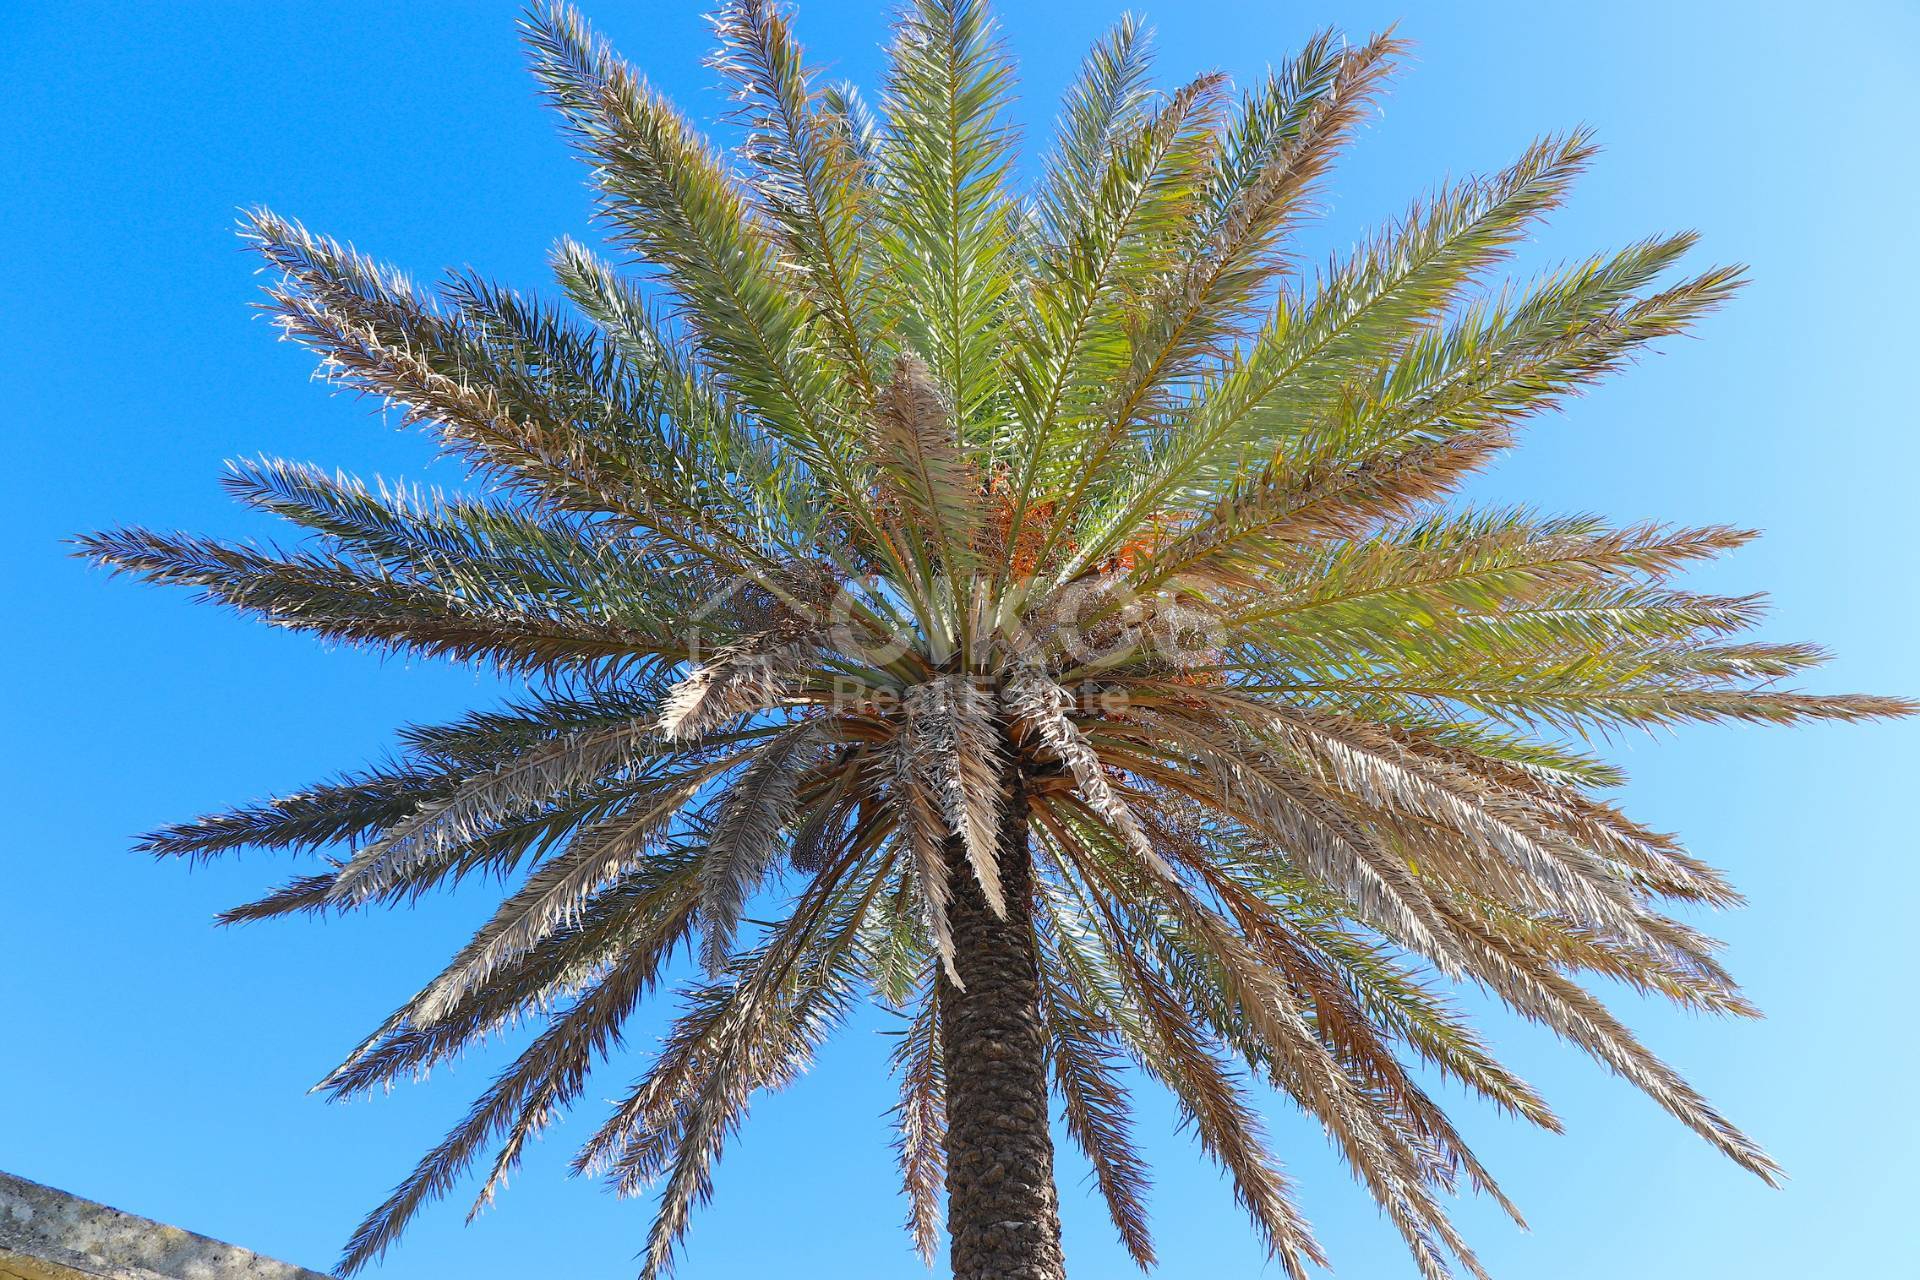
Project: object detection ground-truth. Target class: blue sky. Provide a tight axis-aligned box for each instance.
[2,2,1915,1277]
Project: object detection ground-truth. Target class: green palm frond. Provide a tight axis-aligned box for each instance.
[527,7,849,458]
[1034,14,1157,241]
[710,0,881,400]
[879,0,1017,434]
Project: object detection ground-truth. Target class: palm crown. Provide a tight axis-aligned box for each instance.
[79,3,1909,1279]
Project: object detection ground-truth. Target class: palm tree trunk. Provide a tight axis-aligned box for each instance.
[939,763,1066,1280]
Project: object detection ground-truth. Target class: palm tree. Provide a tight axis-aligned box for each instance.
[79,3,1908,1278]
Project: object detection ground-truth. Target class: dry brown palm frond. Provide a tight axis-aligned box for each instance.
[890,712,960,982]
[699,718,832,971]
[1003,664,1171,875]
[891,986,947,1263]
[1162,837,1531,1223]
[657,638,814,741]
[323,717,669,905]
[1034,815,1325,1279]
[1033,902,1156,1267]
[922,674,1009,910]
[869,354,980,581]
[1088,709,1469,969]
[335,898,697,1274]
[1070,813,1496,1280]
[320,845,705,1102]
[1435,898,1781,1183]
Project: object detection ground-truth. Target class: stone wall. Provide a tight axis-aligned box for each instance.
[0,1171,334,1280]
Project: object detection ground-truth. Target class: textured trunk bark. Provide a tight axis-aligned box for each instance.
[939,762,1066,1280]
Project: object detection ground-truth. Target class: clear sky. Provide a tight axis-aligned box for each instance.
[3,3,1915,1277]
